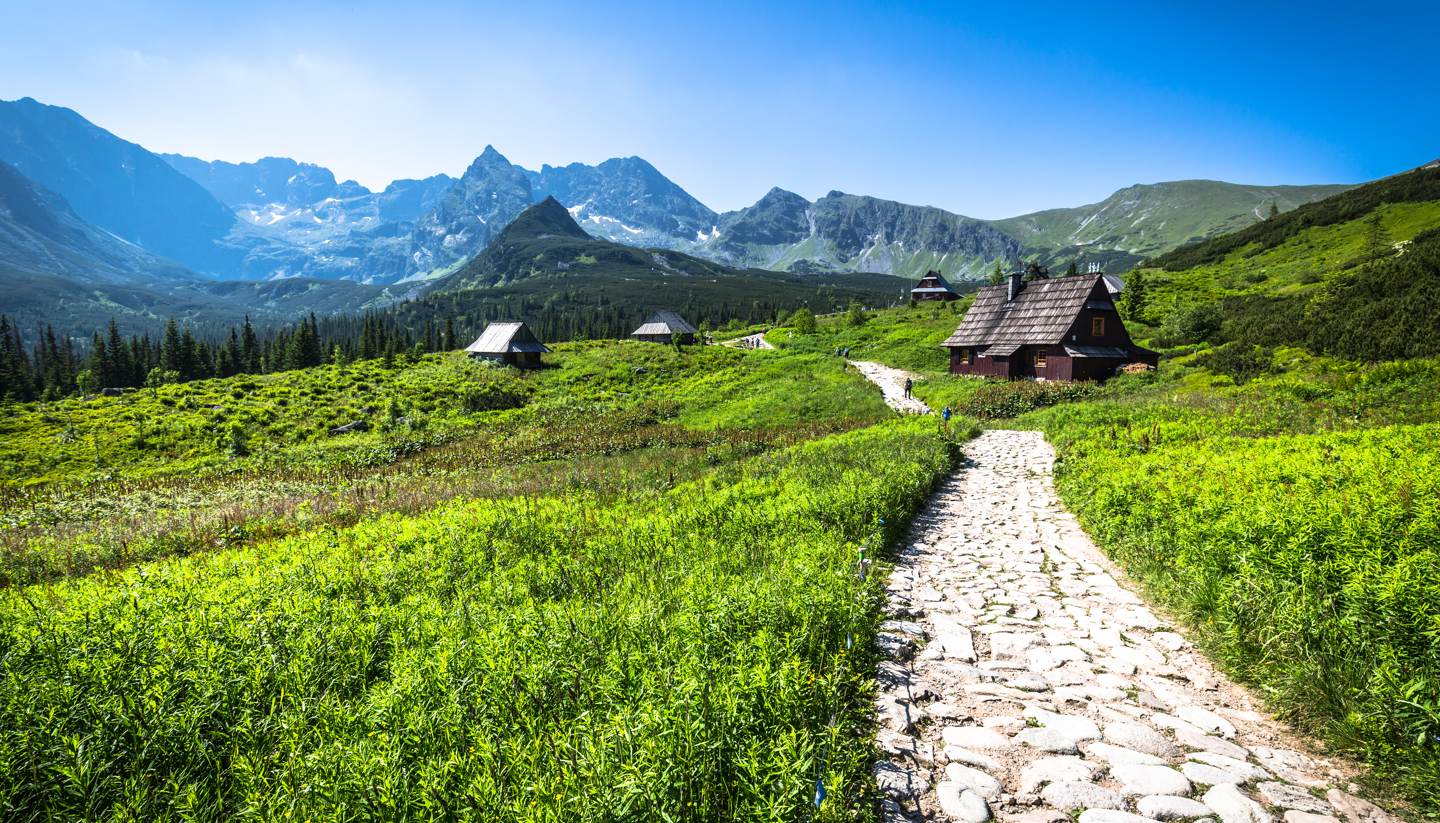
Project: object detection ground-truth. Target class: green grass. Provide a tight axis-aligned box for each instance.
[0,416,959,821]
[0,341,893,586]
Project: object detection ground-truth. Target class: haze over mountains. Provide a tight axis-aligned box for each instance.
[0,94,1357,336]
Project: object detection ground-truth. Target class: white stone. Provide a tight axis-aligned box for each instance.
[1079,811,1164,823]
[874,760,927,799]
[945,762,1002,801]
[1019,756,1094,792]
[1041,781,1125,811]
[1203,783,1273,823]
[1139,796,1215,820]
[938,783,992,823]
[1324,789,1402,823]
[1111,764,1192,797]
[1182,763,1244,786]
[1283,813,1338,823]
[1104,722,1180,757]
[1025,708,1101,741]
[1014,726,1080,753]
[944,746,1002,771]
[932,613,978,661]
[1256,782,1329,814]
[942,726,1012,750]
[1177,706,1237,738]
[1250,748,1329,788]
[1085,741,1167,765]
[1174,727,1250,760]
[1188,753,1270,783]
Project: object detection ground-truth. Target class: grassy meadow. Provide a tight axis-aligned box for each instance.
[0,332,977,819]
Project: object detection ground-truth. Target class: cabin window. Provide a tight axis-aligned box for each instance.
[959,348,972,365]
[1034,350,1048,368]
[1091,316,1106,336]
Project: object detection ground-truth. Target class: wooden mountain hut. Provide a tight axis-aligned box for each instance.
[464,321,550,369]
[910,270,960,302]
[940,270,1156,381]
[630,310,697,344]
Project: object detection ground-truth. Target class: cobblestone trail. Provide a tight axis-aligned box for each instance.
[874,430,1396,823]
[850,360,931,415]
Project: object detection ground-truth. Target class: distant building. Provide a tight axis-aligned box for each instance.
[631,310,698,344]
[464,321,550,369]
[940,270,1156,381]
[910,270,960,302]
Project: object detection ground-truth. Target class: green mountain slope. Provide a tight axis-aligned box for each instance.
[1125,162,1440,360]
[991,179,1353,270]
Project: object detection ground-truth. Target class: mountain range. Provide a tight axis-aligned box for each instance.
[0,94,1359,337]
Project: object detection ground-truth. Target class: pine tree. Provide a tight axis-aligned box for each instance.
[1364,212,1391,257]
[989,262,1005,286]
[1118,270,1148,321]
[1267,201,1280,219]
[160,319,184,375]
[240,315,260,374]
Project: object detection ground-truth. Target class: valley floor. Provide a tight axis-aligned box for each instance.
[875,430,1395,823]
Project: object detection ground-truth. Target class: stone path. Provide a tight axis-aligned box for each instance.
[851,360,931,414]
[873,430,1397,823]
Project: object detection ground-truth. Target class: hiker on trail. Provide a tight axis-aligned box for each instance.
[904,377,913,399]
[941,405,952,432]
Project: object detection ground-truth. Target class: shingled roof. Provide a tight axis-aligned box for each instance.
[942,274,1105,349]
[465,321,550,354]
[631,310,697,337]
[911,271,959,295]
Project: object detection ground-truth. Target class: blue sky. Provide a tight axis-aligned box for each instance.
[1,0,1436,217]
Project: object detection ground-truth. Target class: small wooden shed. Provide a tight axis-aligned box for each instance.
[910,270,960,302]
[464,321,550,368]
[630,310,697,344]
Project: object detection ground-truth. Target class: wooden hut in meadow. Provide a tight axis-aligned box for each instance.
[909,270,960,302]
[941,269,1156,381]
[464,321,550,369]
[630,310,697,344]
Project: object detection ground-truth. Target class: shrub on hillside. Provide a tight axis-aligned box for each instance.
[1194,342,1275,385]
[1304,228,1440,361]
[958,380,1097,419]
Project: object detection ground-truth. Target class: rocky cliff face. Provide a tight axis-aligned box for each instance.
[529,156,718,247]
[697,189,1022,281]
[405,146,534,277]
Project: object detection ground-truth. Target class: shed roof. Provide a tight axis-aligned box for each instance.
[465,321,551,354]
[911,271,958,295]
[631,310,697,337]
[942,274,1105,349]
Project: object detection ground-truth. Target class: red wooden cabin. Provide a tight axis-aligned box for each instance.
[941,270,1156,381]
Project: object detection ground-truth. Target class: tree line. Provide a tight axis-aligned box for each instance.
[0,312,462,402]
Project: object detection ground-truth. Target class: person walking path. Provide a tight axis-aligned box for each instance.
[873,430,1396,823]
[850,360,931,415]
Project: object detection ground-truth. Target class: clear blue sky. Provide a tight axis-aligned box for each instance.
[1,0,1435,217]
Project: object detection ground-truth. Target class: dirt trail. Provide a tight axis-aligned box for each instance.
[850,360,930,415]
[728,332,774,349]
[874,430,1395,823]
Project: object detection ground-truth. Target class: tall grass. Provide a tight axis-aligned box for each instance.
[0,417,960,820]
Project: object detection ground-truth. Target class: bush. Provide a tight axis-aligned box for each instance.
[1194,342,1275,385]
[958,380,1097,419]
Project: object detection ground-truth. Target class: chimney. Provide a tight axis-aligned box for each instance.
[1007,270,1024,302]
